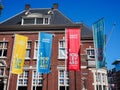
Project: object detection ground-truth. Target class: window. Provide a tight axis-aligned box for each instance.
[36,18,43,24]
[58,40,66,59]
[0,42,8,58]
[22,18,50,25]
[102,73,106,83]
[34,41,38,59]
[95,73,101,83]
[23,18,35,24]
[0,68,4,76]
[86,48,95,59]
[103,85,106,90]
[58,69,69,90]
[25,41,31,59]
[45,18,49,24]
[98,73,101,83]
[0,62,5,76]
[32,70,43,90]
[94,71,108,90]
[96,85,102,90]
[18,70,29,90]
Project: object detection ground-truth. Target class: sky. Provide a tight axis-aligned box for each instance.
[0,0,120,70]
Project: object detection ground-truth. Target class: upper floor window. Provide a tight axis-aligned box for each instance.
[58,40,66,59]
[34,41,38,59]
[0,68,4,76]
[98,73,101,83]
[32,70,43,90]
[86,48,95,59]
[22,13,50,25]
[0,42,8,58]
[36,18,43,24]
[0,62,5,76]
[18,70,29,90]
[25,41,32,59]
[44,18,49,24]
[23,18,34,24]
[58,69,69,90]
[102,73,106,83]
[94,71,108,90]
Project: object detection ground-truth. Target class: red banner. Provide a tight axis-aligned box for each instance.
[66,28,81,70]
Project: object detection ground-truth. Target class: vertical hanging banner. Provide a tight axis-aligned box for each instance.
[37,32,53,74]
[93,18,106,68]
[12,34,28,74]
[66,28,81,70]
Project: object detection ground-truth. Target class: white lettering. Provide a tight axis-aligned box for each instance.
[42,39,50,43]
[69,53,79,64]
[70,34,78,39]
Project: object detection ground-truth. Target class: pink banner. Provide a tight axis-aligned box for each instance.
[66,28,81,70]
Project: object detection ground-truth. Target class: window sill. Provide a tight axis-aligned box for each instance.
[25,58,31,60]
[0,57,7,59]
[33,58,37,60]
[57,58,66,60]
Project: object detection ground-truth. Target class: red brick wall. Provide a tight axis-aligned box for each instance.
[0,32,95,90]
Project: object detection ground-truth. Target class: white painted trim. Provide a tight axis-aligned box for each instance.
[81,66,87,69]
[81,40,93,43]
[91,69,108,90]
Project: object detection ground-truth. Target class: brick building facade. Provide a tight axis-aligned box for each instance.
[0,3,108,90]
[111,59,120,90]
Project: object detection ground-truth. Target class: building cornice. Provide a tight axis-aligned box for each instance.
[0,24,82,31]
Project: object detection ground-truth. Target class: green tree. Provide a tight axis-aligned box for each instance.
[0,0,3,15]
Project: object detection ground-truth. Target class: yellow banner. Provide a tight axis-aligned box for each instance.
[12,34,28,74]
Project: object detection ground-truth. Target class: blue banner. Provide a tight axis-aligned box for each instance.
[93,18,106,68]
[37,32,53,74]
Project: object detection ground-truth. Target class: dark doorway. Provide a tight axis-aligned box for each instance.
[18,86,27,90]
[0,82,4,90]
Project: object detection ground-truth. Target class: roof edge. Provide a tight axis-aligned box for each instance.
[112,59,120,65]
[0,24,82,31]
[0,10,26,24]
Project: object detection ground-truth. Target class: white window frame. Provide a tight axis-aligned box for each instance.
[58,67,69,90]
[0,67,4,76]
[32,70,43,90]
[44,18,49,24]
[34,41,38,59]
[92,69,108,90]
[22,17,50,25]
[102,73,105,83]
[25,41,32,59]
[86,48,95,59]
[0,61,6,77]
[58,40,67,59]
[17,70,29,90]
[23,18,35,25]
[0,41,8,58]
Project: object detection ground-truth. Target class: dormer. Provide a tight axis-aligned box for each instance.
[0,3,74,25]
[21,13,51,25]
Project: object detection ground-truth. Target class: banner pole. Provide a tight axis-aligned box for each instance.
[35,70,37,90]
[65,28,67,90]
[92,23,99,90]
[7,34,15,90]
